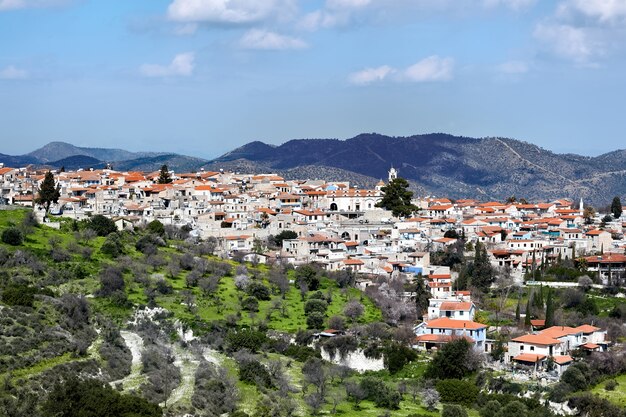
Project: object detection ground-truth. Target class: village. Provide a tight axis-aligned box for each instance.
[1,162,623,384]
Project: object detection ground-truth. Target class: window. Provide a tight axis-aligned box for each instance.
[520,345,524,351]
[530,346,535,351]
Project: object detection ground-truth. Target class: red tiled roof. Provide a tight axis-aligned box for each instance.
[513,353,546,363]
[425,317,486,330]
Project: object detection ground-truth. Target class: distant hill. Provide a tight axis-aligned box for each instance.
[0,141,209,173]
[110,154,208,173]
[3,136,626,205]
[27,141,164,163]
[47,155,103,171]
[0,153,40,167]
[211,133,626,205]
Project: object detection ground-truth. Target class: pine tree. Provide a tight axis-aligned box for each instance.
[375,177,418,218]
[545,287,555,327]
[35,171,61,212]
[611,196,622,219]
[157,164,172,184]
[414,275,431,320]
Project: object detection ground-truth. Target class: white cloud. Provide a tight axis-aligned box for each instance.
[557,0,626,24]
[348,65,394,85]
[483,0,536,11]
[534,23,599,64]
[0,0,69,11]
[403,55,454,82]
[349,56,454,85]
[140,53,195,77]
[167,0,296,24]
[496,60,529,74]
[173,23,198,35]
[0,65,28,79]
[239,29,306,50]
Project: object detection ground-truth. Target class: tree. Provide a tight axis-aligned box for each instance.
[35,171,61,212]
[425,338,477,380]
[422,387,440,411]
[375,177,418,218]
[344,300,365,323]
[611,196,622,219]
[544,287,555,328]
[87,214,117,236]
[1,227,23,245]
[42,378,161,417]
[414,275,431,320]
[441,404,468,417]
[272,230,297,248]
[583,206,595,225]
[157,164,172,184]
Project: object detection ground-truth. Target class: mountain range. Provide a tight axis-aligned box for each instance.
[2,135,626,205]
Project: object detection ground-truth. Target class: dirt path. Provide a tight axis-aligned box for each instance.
[161,344,199,409]
[110,331,146,391]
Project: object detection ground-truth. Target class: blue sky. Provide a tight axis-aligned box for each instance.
[1,0,626,159]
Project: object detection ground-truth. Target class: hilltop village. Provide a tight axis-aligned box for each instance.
[1,163,626,417]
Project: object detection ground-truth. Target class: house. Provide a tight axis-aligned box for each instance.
[414,317,487,351]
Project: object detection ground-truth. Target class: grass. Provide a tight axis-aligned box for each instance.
[591,373,626,407]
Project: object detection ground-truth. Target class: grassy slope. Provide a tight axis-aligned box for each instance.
[591,373,626,407]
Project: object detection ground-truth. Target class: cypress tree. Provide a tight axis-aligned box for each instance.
[515,298,521,323]
[545,287,555,327]
[35,171,61,212]
[157,164,172,184]
[611,196,622,219]
[524,296,532,327]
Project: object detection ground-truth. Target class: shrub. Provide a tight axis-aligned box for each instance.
[436,379,479,406]
[441,404,469,417]
[425,338,476,380]
[242,296,259,312]
[605,379,618,391]
[146,220,165,237]
[1,227,23,245]
[306,312,325,329]
[226,329,267,353]
[384,342,418,374]
[238,358,273,388]
[86,214,117,236]
[304,298,328,316]
[2,284,37,307]
[246,281,271,301]
[101,233,124,258]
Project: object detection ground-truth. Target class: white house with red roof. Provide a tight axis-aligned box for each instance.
[414,317,487,351]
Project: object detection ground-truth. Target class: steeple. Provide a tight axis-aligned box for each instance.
[579,197,584,216]
[388,166,398,182]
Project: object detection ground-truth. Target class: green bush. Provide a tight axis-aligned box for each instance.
[306,312,325,329]
[238,358,273,388]
[2,284,37,307]
[605,379,618,391]
[1,227,23,245]
[146,220,165,237]
[304,298,328,316]
[436,379,479,406]
[246,281,271,301]
[441,404,469,417]
[226,329,267,353]
[86,214,117,236]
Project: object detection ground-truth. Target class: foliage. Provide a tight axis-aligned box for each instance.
[1,227,23,246]
[611,196,622,219]
[246,281,271,301]
[436,379,479,406]
[157,164,172,184]
[42,378,161,417]
[441,404,469,417]
[226,329,267,353]
[1,284,38,307]
[238,357,273,388]
[414,275,431,319]
[383,342,418,374]
[304,298,328,316]
[375,177,418,218]
[146,220,166,237]
[544,287,555,328]
[425,338,477,380]
[295,264,320,292]
[86,215,118,237]
[35,171,61,212]
[271,230,298,248]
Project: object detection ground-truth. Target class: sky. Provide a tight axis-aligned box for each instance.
[1,0,626,159]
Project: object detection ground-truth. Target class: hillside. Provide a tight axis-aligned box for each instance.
[211,133,626,205]
[27,141,163,163]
